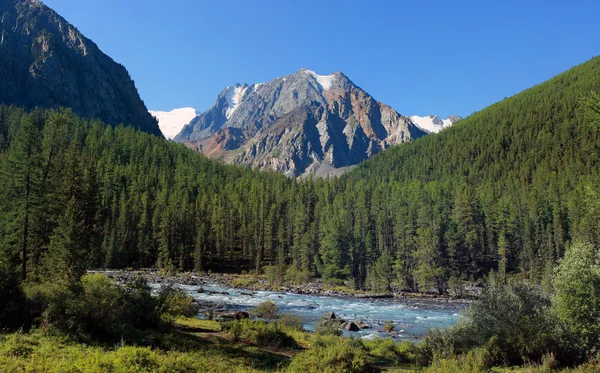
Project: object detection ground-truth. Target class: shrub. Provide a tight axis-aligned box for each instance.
[252,301,278,319]
[157,285,197,320]
[221,319,298,349]
[122,278,160,331]
[278,314,303,330]
[424,348,490,373]
[285,266,311,285]
[421,282,582,367]
[263,265,279,285]
[25,273,161,340]
[383,323,394,333]
[285,335,371,373]
[364,337,414,365]
[553,242,600,348]
[315,319,343,337]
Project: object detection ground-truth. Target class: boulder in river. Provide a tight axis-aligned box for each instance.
[323,311,336,320]
[357,321,370,329]
[342,321,360,332]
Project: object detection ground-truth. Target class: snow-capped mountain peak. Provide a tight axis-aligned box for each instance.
[149,107,197,140]
[410,115,462,134]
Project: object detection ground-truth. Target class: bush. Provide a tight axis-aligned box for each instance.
[364,337,414,365]
[157,285,197,320]
[553,242,600,349]
[315,319,343,337]
[285,335,371,373]
[424,348,491,373]
[263,265,279,285]
[252,301,278,319]
[285,266,311,285]
[383,323,394,333]
[24,274,161,340]
[122,278,161,331]
[278,314,303,330]
[421,282,582,367]
[221,319,298,349]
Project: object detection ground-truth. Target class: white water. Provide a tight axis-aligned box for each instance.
[174,281,464,341]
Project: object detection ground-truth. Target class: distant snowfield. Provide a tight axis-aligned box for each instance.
[410,115,454,134]
[149,107,197,140]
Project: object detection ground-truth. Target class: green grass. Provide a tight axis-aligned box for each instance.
[2,318,600,372]
[0,330,264,373]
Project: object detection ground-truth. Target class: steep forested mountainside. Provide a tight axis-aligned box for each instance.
[175,68,427,177]
[0,0,161,136]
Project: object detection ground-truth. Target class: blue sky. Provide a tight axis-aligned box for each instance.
[44,0,600,118]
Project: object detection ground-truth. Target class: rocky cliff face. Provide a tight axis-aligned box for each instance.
[176,68,427,177]
[0,0,161,136]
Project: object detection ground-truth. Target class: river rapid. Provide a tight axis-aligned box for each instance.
[171,280,465,341]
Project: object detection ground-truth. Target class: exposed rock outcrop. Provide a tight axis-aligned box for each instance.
[175,68,427,177]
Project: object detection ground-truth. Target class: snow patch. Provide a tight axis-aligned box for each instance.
[253,82,265,91]
[304,69,336,90]
[149,107,197,140]
[225,84,250,119]
[410,115,455,134]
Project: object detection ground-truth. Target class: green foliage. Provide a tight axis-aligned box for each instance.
[24,273,161,341]
[252,301,278,319]
[421,283,582,367]
[0,330,264,373]
[156,285,198,320]
[364,337,415,365]
[424,348,491,373]
[553,241,600,347]
[285,265,311,285]
[278,314,303,330]
[221,319,299,349]
[315,319,343,337]
[263,265,279,285]
[285,335,371,373]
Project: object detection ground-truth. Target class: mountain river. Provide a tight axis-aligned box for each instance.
[167,281,466,340]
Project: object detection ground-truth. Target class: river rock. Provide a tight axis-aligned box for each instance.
[342,321,360,332]
[323,311,336,320]
[357,321,370,329]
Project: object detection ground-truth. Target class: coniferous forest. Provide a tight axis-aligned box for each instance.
[1,56,600,294]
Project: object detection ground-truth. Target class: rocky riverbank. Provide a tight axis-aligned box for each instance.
[89,269,477,304]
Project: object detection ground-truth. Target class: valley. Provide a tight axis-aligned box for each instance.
[1,0,600,372]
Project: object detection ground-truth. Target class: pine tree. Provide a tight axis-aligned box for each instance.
[3,114,43,280]
[44,196,88,283]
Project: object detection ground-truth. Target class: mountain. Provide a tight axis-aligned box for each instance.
[149,107,197,140]
[410,114,462,133]
[0,0,161,136]
[174,68,427,177]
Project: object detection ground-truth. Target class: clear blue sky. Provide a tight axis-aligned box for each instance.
[43,0,600,118]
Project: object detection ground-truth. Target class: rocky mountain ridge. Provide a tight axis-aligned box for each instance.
[175,68,441,177]
[0,0,161,136]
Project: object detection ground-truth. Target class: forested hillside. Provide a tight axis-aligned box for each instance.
[1,56,600,294]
